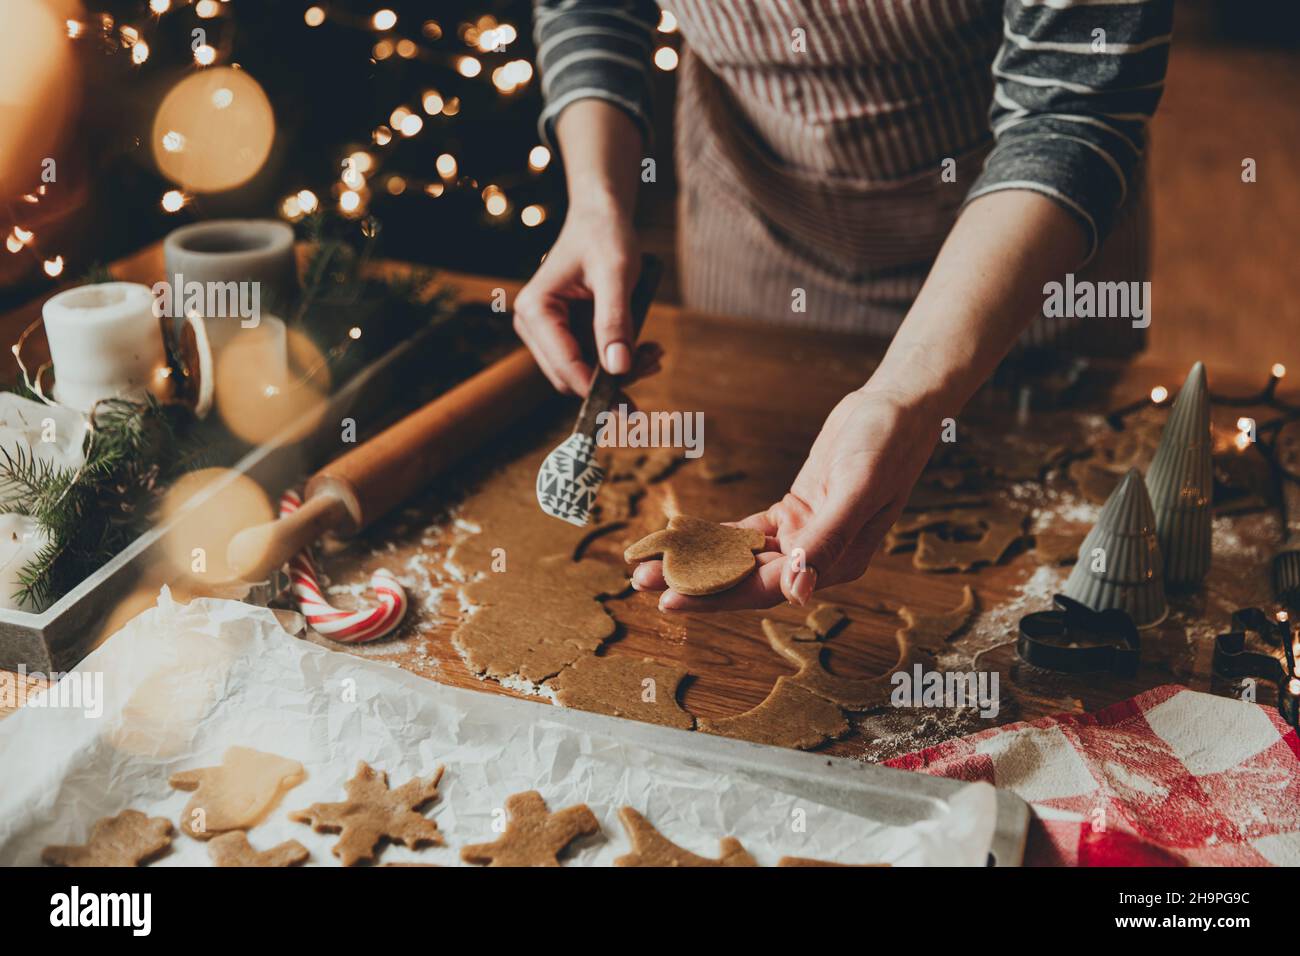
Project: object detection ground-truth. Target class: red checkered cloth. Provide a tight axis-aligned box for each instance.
[886,684,1300,866]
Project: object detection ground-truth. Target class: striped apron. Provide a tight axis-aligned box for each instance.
[665,0,1148,354]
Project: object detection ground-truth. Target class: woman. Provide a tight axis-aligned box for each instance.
[512,0,1174,612]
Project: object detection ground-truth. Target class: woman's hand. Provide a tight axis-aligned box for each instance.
[630,385,945,611]
[513,198,652,395]
[512,100,657,395]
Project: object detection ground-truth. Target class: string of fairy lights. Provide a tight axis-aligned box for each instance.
[2,0,683,283]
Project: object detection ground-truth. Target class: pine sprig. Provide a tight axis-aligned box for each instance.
[0,395,195,608]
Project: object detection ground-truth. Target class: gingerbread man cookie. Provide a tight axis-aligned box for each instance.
[290,762,444,866]
[614,808,756,867]
[42,810,173,867]
[460,790,599,867]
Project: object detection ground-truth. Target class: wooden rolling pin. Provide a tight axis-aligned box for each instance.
[228,347,549,581]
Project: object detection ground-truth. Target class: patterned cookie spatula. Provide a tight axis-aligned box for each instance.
[536,255,662,525]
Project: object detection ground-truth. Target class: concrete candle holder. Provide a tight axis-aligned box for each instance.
[162,219,297,355]
[1145,361,1213,589]
[1063,467,1168,628]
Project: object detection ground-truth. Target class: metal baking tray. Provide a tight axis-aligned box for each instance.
[0,322,443,674]
[440,681,1031,866]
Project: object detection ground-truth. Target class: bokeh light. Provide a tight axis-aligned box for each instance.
[158,467,275,586]
[0,0,76,199]
[152,67,275,192]
[214,324,331,448]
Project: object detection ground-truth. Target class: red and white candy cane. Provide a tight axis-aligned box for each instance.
[279,490,407,643]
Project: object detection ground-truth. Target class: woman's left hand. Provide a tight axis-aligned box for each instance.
[630,385,945,611]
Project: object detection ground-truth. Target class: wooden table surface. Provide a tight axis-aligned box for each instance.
[3,242,1296,761]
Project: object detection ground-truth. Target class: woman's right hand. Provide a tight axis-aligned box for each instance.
[513,198,658,395]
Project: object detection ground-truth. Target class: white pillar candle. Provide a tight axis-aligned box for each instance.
[41,282,167,413]
[0,513,50,612]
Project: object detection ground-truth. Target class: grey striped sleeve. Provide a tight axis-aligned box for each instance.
[966,0,1175,260]
[533,0,659,149]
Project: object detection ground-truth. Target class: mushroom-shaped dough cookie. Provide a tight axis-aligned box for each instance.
[624,515,766,596]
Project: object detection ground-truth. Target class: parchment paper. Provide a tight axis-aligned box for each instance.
[0,590,996,866]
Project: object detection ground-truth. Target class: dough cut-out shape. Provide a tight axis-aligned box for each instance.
[762,604,847,644]
[778,856,890,867]
[904,486,988,512]
[765,617,933,712]
[697,677,848,750]
[697,442,745,483]
[624,515,766,596]
[42,810,173,867]
[453,555,629,683]
[914,513,1025,572]
[978,440,1070,483]
[804,604,848,639]
[884,510,984,554]
[289,762,444,866]
[607,447,681,484]
[208,832,309,867]
[1033,528,1087,566]
[169,746,306,840]
[546,654,695,729]
[614,808,756,867]
[895,586,977,654]
[1071,414,1163,504]
[593,477,643,523]
[460,790,600,867]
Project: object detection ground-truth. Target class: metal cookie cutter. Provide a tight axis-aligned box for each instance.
[1212,607,1299,729]
[1017,594,1141,676]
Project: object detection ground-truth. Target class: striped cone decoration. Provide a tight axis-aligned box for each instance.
[1063,468,1168,628]
[279,490,408,643]
[1145,361,1213,589]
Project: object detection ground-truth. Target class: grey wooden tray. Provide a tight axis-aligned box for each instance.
[0,325,441,675]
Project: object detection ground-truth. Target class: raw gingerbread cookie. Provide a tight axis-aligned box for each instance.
[546,654,695,730]
[697,677,849,750]
[607,447,681,484]
[759,600,847,647]
[914,512,1025,572]
[883,510,984,554]
[765,617,933,712]
[453,555,629,683]
[624,515,766,596]
[804,604,848,639]
[903,486,988,512]
[460,790,599,867]
[289,762,444,866]
[614,808,756,867]
[1070,414,1164,503]
[697,442,745,483]
[592,477,643,523]
[42,810,173,867]
[207,832,309,867]
[1033,528,1087,565]
[1071,460,1126,505]
[778,856,889,867]
[449,445,593,574]
[895,586,976,654]
[169,746,306,840]
[762,603,847,644]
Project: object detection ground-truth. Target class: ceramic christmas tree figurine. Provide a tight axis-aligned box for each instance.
[1145,362,1213,589]
[1064,468,1168,627]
